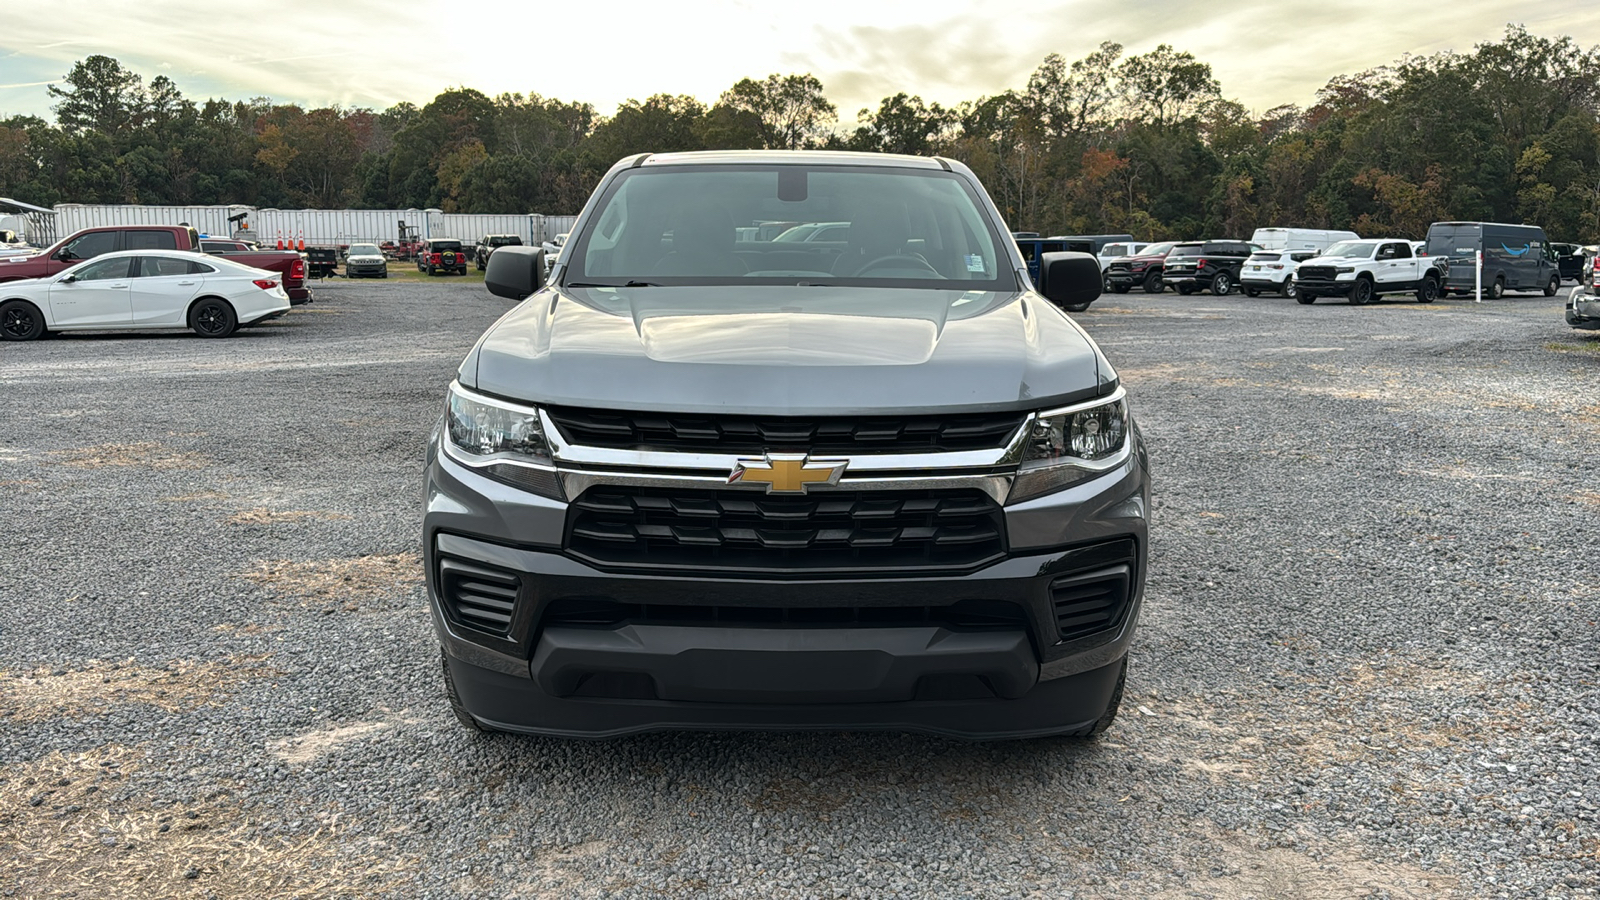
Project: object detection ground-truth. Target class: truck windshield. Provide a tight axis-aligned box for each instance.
[1322,242,1376,259]
[563,164,1012,290]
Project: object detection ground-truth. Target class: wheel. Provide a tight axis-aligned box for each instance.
[1489,276,1504,300]
[1281,277,1297,300]
[1063,301,1093,312]
[1,299,46,341]
[1244,286,1260,297]
[1210,271,1233,295]
[1177,283,1195,295]
[1296,292,1316,305]
[1545,275,1560,297]
[476,258,485,271]
[1111,284,1130,294]
[441,651,491,733]
[1416,275,1439,304]
[188,298,238,338]
[1142,272,1163,294]
[1062,657,1127,739]
[457,267,467,276]
[1350,278,1374,305]
[381,272,389,279]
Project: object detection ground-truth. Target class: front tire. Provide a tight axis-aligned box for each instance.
[0,299,46,341]
[189,298,238,338]
[1350,278,1375,305]
[1112,284,1130,294]
[1063,657,1127,739]
[1210,271,1233,295]
[1142,272,1163,294]
[1296,292,1316,305]
[442,651,492,734]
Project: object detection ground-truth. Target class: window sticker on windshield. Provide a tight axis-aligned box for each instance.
[965,254,986,273]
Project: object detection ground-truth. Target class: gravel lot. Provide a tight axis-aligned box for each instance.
[2,280,1597,898]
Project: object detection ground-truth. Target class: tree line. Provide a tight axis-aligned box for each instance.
[3,26,1599,241]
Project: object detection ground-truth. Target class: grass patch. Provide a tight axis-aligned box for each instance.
[52,442,206,471]
[0,657,276,725]
[225,509,351,526]
[240,553,421,607]
[1546,342,1600,354]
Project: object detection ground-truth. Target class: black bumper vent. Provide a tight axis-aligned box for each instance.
[1297,265,1337,281]
[541,597,1027,629]
[565,487,1007,575]
[545,407,1023,454]
[438,557,521,635]
[1050,564,1132,641]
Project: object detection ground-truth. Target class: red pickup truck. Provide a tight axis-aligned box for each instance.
[0,225,311,304]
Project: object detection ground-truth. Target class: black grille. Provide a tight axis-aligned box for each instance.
[545,407,1023,454]
[1106,262,1132,274]
[566,487,1006,574]
[1297,265,1337,281]
[438,557,520,635]
[542,597,1027,628]
[1050,565,1131,641]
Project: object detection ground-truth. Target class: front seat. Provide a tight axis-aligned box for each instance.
[653,204,747,277]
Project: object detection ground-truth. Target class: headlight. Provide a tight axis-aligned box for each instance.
[441,383,563,500]
[1335,266,1355,274]
[1008,391,1130,504]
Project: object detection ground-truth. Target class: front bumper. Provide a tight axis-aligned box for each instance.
[424,434,1149,739]
[1568,288,1600,329]
[1296,276,1354,296]
[1106,267,1153,287]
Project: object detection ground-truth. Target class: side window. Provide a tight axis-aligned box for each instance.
[63,230,119,261]
[72,257,132,281]
[187,260,216,274]
[1292,251,1315,262]
[1376,243,1396,260]
[138,256,193,277]
[1391,242,1412,259]
[124,230,178,251]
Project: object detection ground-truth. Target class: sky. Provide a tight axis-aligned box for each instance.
[3,0,1599,126]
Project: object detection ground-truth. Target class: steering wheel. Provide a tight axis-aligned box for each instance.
[856,254,939,275]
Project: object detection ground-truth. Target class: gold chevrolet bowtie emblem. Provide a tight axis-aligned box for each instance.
[728,454,848,493]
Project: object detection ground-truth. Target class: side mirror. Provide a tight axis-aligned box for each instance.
[484,245,547,300]
[59,273,77,284]
[55,249,74,262]
[1038,251,1102,310]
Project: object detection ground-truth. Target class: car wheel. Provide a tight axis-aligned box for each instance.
[458,267,467,276]
[1210,272,1232,295]
[442,651,492,734]
[1244,286,1260,297]
[189,298,238,338]
[1296,292,1316,305]
[1350,278,1374,305]
[1142,272,1163,294]
[1112,284,1130,294]
[1063,301,1093,312]
[1062,657,1127,739]
[1281,278,1297,300]
[1489,276,1505,300]
[1545,275,1560,297]
[1416,275,1439,304]
[0,299,46,341]
[381,272,389,279]
[1177,284,1194,295]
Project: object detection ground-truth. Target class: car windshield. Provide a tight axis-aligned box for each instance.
[563,164,1012,290]
[350,244,379,256]
[1140,242,1173,257]
[1322,241,1376,259]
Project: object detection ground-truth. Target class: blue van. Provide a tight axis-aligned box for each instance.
[1424,221,1560,298]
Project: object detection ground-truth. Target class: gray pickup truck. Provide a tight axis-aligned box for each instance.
[425,151,1150,740]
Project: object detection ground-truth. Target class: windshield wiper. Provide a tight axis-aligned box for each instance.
[564,280,660,288]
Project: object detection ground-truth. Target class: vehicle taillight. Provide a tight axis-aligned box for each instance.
[290,259,305,280]
[253,279,279,291]
[1196,258,1207,268]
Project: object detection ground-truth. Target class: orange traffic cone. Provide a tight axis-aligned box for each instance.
[297,233,305,251]
[276,233,284,250]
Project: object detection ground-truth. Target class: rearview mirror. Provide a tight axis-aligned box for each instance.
[484,246,547,301]
[1038,251,1103,311]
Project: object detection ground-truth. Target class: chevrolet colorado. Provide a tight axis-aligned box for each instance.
[426,151,1150,740]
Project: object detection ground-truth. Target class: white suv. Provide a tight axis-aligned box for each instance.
[1292,239,1448,305]
[1096,241,1148,272]
[1240,249,1318,299]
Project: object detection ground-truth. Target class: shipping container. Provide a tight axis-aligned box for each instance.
[51,204,248,240]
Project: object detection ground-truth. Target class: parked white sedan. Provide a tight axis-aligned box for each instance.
[0,249,291,341]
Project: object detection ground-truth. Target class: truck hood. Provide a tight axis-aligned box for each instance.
[467,285,1111,416]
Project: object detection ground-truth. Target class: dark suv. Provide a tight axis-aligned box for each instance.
[475,234,523,271]
[1105,242,1175,294]
[1161,241,1256,295]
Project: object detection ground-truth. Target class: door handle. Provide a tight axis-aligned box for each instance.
[178,280,197,285]
[108,283,128,288]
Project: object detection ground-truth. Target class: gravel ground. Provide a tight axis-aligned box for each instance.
[1,281,1597,898]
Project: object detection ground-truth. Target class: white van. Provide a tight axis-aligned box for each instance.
[1250,228,1359,252]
